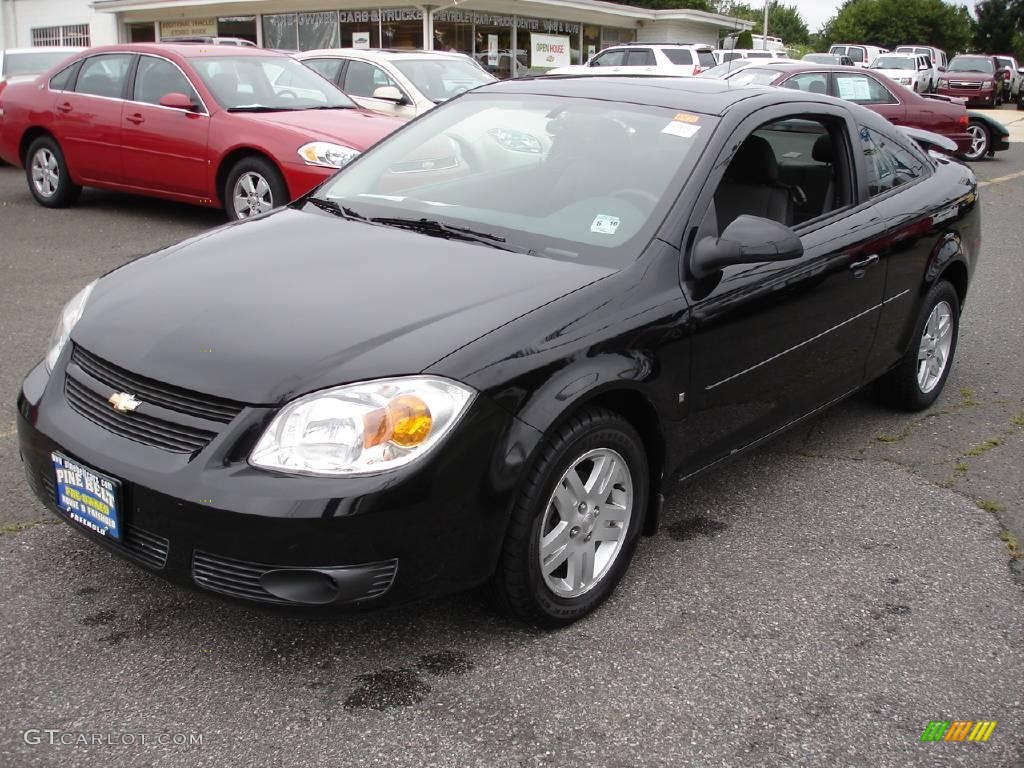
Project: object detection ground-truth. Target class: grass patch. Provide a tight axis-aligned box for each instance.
[977,499,1006,513]
[964,437,1004,457]
[0,519,54,536]
[1011,412,1024,427]
[960,387,978,407]
[1000,530,1022,561]
[876,432,904,443]
[955,460,969,473]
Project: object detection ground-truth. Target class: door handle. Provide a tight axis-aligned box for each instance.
[57,102,72,113]
[126,113,145,125]
[850,254,879,271]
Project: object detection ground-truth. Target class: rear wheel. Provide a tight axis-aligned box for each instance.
[962,120,990,162]
[875,280,960,411]
[490,408,648,628]
[25,136,81,208]
[224,156,288,221]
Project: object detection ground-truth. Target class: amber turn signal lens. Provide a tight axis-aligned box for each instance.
[388,395,432,446]
[361,395,433,449]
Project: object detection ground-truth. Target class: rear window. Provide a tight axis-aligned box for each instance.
[697,50,716,68]
[848,47,865,63]
[663,50,692,65]
[746,52,773,59]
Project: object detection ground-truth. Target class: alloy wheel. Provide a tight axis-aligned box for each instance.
[538,448,633,598]
[232,172,273,218]
[31,148,59,198]
[917,300,953,394]
[965,124,988,161]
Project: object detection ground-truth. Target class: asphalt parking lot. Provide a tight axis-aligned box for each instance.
[1,141,1023,767]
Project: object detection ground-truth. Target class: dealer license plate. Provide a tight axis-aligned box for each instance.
[51,452,122,541]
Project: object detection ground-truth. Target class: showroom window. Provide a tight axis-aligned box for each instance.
[31,24,91,47]
[262,11,340,52]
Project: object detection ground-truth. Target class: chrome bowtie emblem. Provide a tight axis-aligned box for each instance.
[108,392,141,413]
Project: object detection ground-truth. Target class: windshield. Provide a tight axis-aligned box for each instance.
[701,59,755,78]
[313,93,712,267]
[391,58,493,103]
[724,67,781,87]
[3,51,74,78]
[191,56,356,110]
[948,57,994,74]
[872,56,915,70]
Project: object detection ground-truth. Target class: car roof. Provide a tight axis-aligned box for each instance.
[481,74,846,116]
[68,43,277,59]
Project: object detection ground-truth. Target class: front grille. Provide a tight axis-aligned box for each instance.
[192,551,399,605]
[949,81,981,89]
[71,346,243,423]
[65,376,215,453]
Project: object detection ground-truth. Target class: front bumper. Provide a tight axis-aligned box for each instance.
[17,356,529,608]
[937,86,995,105]
[280,161,339,200]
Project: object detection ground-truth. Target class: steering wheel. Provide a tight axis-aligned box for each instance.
[611,188,659,208]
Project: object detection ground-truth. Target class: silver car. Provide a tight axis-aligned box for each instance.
[297,48,495,118]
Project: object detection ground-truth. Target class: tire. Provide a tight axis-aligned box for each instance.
[490,407,648,628]
[962,120,990,162]
[223,155,288,221]
[875,280,960,412]
[24,135,81,208]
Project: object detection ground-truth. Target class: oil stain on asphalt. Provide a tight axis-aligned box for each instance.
[345,651,474,711]
[666,516,729,541]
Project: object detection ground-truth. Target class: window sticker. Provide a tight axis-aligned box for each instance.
[662,121,700,139]
[590,214,621,235]
[672,112,700,124]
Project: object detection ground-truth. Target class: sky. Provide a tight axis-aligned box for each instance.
[782,0,972,34]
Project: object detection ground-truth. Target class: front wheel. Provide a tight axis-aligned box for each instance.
[875,280,960,411]
[962,120,990,162]
[490,408,648,628]
[25,136,81,208]
[224,156,288,221]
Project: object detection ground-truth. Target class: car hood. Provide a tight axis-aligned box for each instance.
[943,72,993,82]
[872,68,918,79]
[72,206,614,404]
[235,108,405,150]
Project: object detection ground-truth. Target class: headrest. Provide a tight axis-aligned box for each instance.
[812,133,834,163]
[725,135,779,183]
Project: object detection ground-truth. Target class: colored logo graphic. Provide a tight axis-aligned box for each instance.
[920,720,997,742]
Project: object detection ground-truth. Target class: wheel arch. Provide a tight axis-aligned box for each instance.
[19,127,57,166]
[214,147,289,206]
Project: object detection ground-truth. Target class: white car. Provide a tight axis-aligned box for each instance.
[297,48,495,118]
[0,47,83,91]
[713,48,788,65]
[895,44,948,86]
[829,43,889,68]
[995,55,1021,98]
[869,53,933,93]
[547,43,716,77]
[700,58,801,79]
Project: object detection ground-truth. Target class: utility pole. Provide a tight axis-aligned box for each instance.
[763,0,769,45]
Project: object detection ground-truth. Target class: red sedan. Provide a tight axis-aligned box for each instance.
[722,63,979,159]
[0,44,404,219]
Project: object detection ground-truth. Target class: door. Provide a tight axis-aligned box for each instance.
[678,108,888,470]
[54,53,133,184]
[122,55,210,198]
[340,59,415,118]
[833,71,907,124]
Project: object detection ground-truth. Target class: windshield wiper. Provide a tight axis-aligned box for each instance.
[226,105,299,113]
[305,198,367,221]
[370,216,529,253]
[303,104,357,110]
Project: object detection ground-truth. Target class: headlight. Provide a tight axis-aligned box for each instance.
[250,376,475,476]
[45,280,96,371]
[982,80,994,89]
[487,127,542,153]
[297,142,360,169]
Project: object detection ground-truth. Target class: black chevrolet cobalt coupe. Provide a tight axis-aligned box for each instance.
[18,76,979,627]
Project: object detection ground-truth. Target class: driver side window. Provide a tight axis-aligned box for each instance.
[590,50,625,67]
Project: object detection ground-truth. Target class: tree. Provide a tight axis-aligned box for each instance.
[735,29,754,49]
[822,0,974,55]
[718,2,810,46]
[974,0,1024,60]
[616,0,715,10]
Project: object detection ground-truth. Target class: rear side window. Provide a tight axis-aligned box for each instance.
[859,126,925,197]
[664,49,693,65]
[835,73,897,104]
[304,58,343,83]
[625,50,655,66]
[697,50,716,68]
[848,47,865,63]
[75,54,133,99]
[782,72,829,95]
[49,62,79,91]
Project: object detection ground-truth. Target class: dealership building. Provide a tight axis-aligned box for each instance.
[1,0,752,74]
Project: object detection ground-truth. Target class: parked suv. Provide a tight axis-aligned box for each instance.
[298,48,495,118]
[938,54,1004,107]
[713,48,788,65]
[548,43,716,77]
[895,44,947,82]
[829,43,889,68]
[869,53,934,93]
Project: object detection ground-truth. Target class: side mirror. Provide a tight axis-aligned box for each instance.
[372,85,405,103]
[690,215,803,279]
[159,92,196,110]
[937,65,946,72]
[1018,67,1024,75]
